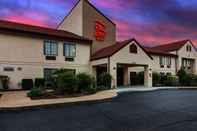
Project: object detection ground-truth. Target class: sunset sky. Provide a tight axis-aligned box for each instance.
[0,0,197,46]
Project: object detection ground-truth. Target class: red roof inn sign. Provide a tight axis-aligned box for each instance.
[95,21,106,41]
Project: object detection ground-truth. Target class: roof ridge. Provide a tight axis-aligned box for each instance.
[153,39,189,48]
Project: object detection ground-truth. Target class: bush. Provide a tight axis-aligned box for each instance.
[164,75,178,86]
[27,87,43,97]
[76,73,95,93]
[190,75,197,86]
[98,73,112,90]
[35,78,45,88]
[76,73,96,93]
[53,70,77,94]
[0,75,9,90]
[22,79,33,90]
[177,68,188,86]
[152,72,161,86]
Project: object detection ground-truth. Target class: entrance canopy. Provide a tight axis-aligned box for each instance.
[91,38,154,88]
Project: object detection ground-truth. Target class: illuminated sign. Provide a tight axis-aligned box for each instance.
[95,21,106,41]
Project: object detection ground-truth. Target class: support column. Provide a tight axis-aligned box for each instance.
[110,63,117,88]
[123,66,129,86]
[144,66,152,87]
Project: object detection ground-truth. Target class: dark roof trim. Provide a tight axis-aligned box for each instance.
[56,0,116,29]
[133,39,154,60]
[84,0,116,26]
[91,38,153,61]
[0,20,92,44]
[147,51,178,57]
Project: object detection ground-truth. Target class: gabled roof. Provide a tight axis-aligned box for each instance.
[91,38,153,61]
[57,0,116,29]
[151,40,191,52]
[0,19,92,44]
[144,47,177,57]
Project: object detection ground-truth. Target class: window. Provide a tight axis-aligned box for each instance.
[166,57,171,68]
[130,44,137,54]
[64,43,76,61]
[186,45,192,52]
[4,67,14,72]
[44,68,76,80]
[44,40,58,56]
[159,56,165,68]
[44,68,57,80]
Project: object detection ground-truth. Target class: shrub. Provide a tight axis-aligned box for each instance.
[76,73,94,93]
[164,75,179,86]
[53,70,77,94]
[190,75,197,86]
[98,73,112,90]
[34,78,45,88]
[0,75,9,90]
[152,72,161,86]
[27,87,43,97]
[22,79,33,90]
[177,68,188,86]
[137,71,144,85]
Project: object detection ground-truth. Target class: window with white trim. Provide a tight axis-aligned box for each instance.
[63,43,76,61]
[44,40,58,56]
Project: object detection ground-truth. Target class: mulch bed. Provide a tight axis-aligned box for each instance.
[30,92,95,100]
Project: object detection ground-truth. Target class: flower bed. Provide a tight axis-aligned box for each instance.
[29,90,96,100]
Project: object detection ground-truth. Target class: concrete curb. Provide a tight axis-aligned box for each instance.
[0,90,118,112]
[115,87,179,93]
[0,96,116,112]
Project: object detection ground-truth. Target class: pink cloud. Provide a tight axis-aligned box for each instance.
[2,15,49,27]
[114,18,197,47]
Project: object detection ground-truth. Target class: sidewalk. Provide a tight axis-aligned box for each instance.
[0,90,117,110]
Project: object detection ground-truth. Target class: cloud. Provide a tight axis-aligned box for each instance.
[0,0,197,47]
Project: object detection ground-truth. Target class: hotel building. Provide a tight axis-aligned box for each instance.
[0,0,196,89]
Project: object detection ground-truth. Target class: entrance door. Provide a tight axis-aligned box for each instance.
[117,67,124,86]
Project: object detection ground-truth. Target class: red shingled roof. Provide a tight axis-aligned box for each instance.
[151,40,190,52]
[0,19,92,44]
[91,38,153,61]
[144,47,177,57]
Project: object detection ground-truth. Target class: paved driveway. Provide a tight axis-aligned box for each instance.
[1,89,197,131]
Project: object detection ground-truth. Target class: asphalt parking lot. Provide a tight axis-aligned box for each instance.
[1,89,197,131]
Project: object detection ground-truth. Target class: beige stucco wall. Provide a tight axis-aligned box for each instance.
[58,0,83,35]
[177,41,197,74]
[0,33,91,89]
[58,0,116,54]
[149,55,176,74]
[110,41,153,87]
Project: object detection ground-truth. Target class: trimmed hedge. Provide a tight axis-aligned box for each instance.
[27,87,43,97]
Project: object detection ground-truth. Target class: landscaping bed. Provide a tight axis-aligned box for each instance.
[29,90,96,100]
[27,69,112,100]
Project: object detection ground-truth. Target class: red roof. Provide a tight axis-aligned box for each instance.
[0,20,92,44]
[91,38,153,61]
[151,40,189,52]
[144,47,177,57]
